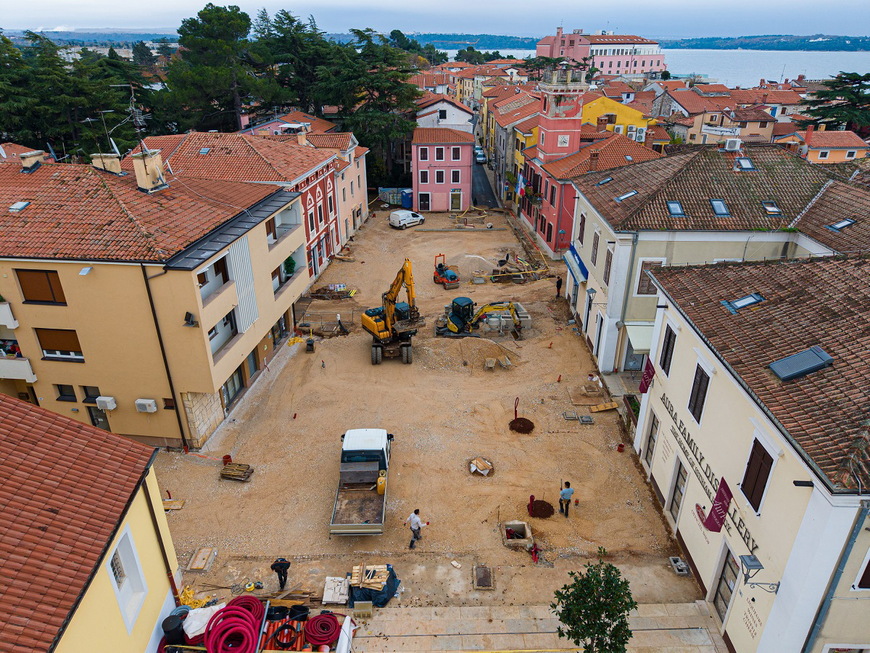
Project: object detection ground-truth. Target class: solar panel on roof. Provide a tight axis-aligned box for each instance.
[769,346,833,381]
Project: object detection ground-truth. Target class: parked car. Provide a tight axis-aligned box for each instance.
[474,146,484,156]
[388,210,425,229]
[475,152,487,164]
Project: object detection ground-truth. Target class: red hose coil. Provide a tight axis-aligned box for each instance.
[304,613,341,646]
[204,605,260,653]
[228,595,266,621]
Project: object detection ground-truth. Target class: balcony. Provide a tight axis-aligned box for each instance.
[0,356,36,382]
[0,303,19,329]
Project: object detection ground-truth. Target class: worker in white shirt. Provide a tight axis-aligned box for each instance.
[405,508,428,549]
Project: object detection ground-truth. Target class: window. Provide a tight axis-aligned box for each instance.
[317,205,323,224]
[736,157,755,171]
[636,260,663,295]
[328,195,334,215]
[419,147,429,161]
[16,269,67,304]
[577,213,586,245]
[435,170,445,184]
[846,150,857,159]
[817,150,829,159]
[615,190,638,202]
[713,551,739,622]
[81,386,100,403]
[265,218,278,243]
[596,177,613,186]
[828,218,856,231]
[710,199,730,216]
[669,459,687,522]
[740,439,774,512]
[730,293,764,310]
[307,210,315,230]
[759,121,768,129]
[603,250,613,286]
[342,188,346,202]
[110,550,126,586]
[451,146,461,160]
[549,186,556,205]
[56,384,76,402]
[590,232,600,266]
[435,147,444,161]
[451,170,460,184]
[660,325,676,375]
[643,413,659,467]
[36,329,83,361]
[666,201,685,217]
[687,364,710,422]
[439,109,448,120]
[420,170,429,184]
[761,201,781,215]
[107,529,147,633]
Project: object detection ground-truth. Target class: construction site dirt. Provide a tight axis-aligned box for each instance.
[154,209,701,610]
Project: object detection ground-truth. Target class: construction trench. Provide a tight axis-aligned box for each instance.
[154,208,701,650]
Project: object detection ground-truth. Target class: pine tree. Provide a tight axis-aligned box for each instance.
[132,41,157,67]
[801,72,870,137]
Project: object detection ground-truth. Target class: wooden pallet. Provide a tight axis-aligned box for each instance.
[589,401,619,413]
[220,463,254,482]
[350,564,390,589]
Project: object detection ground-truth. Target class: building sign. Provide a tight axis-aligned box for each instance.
[701,125,741,137]
[660,392,759,554]
[703,477,733,532]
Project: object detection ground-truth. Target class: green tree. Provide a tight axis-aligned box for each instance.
[421,43,448,66]
[551,548,637,653]
[800,72,870,138]
[456,46,485,64]
[166,3,275,131]
[132,41,157,67]
[156,39,175,58]
[660,70,672,80]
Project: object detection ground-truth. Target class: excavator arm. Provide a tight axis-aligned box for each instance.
[382,258,417,330]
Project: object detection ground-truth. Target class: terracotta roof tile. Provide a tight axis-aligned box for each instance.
[513,115,540,134]
[275,110,336,133]
[781,130,869,149]
[543,133,661,179]
[306,132,353,151]
[732,107,774,122]
[791,181,870,251]
[584,34,658,44]
[652,256,870,490]
[412,127,476,144]
[0,395,156,651]
[354,146,369,158]
[415,92,473,114]
[667,90,735,115]
[728,89,804,105]
[0,143,55,164]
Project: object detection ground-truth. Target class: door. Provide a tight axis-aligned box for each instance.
[88,406,110,431]
[221,365,245,410]
[669,459,688,523]
[624,342,644,371]
[712,550,740,623]
[594,313,604,356]
[450,191,462,211]
[418,193,430,211]
[246,349,259,377]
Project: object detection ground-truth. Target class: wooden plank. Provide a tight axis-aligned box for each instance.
[187,547,217,572]
[163,499,186,511]
[589,401,619,413]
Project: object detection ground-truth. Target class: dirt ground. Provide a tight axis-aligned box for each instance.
[155,209,701,609]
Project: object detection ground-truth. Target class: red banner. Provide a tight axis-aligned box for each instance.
[703,478,733,532]
[638,358,656,394]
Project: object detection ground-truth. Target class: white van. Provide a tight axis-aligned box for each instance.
[389,210,425,229]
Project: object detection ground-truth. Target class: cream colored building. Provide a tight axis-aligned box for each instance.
[563,143,868,376]
[634,256,870,653]
[0,151,311,447]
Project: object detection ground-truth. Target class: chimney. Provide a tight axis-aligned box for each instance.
[762,93,768,106]
[589,150,600,171]
[131,150,167,193]
[597,116,609,131]
[20,150,46,174]
[556,27,563,38]
[90,153,122,175]
[805,124,814,146]
[797,74,805,83]
[296,122,311,146]
[759,78,765,86]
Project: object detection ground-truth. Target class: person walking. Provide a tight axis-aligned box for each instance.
[559,482,575,518]
[270,558,291,590]
[555,275,563,298]
[405,508,428,549]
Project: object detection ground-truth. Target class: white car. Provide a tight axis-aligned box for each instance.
[389,210,425,229]
[475,152,487,164]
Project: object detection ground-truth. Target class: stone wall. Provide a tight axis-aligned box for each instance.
[182,391,224,448]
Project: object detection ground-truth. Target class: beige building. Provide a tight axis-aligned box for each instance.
[563,143,870,376]
[634,257,870,653]
[0,151,311,447]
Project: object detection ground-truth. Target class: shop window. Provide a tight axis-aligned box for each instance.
[687,364,710,423]
[740,439,774,512]
[16,269,67,305]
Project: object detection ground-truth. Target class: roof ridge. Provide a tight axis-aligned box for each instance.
[789,179,835,229]
[88,167,164,258]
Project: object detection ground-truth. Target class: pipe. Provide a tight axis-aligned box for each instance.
[142,467,181,605]
[140,264,190,449]
[802,500,870,652]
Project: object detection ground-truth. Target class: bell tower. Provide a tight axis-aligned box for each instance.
[537,67,590,164]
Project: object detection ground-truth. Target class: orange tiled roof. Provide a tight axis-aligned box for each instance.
[306,132,354,151]
[412,128,475,144]
[729,89,804,106]
[494,99,541,128]
[522,146,540,160]
[667,90,734,115]
[415,92,473,114]
[693,83,731,94]
[584,34,658,44]
[276,110,336,133]
[126,132,334,184]
[646,124,671,142]
[779,130,869,149]
[354,146,369,158]
[792,180,870,251]
[0,142,55,163]
[0,395,156,650]
[652,256,870,490]
[513,115,540,134]
[0,162,284,261]
[542,133,661,179]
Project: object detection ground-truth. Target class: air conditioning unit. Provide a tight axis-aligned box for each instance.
[135,398,159,413]
[724,138,742,152]
[636,128,647,141]
[95,396,117,411]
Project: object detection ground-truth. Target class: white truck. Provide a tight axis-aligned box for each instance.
[329,428,393,535]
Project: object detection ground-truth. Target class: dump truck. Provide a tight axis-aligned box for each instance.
[329,428,393,536]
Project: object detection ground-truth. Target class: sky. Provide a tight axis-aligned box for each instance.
[4,0,870,38]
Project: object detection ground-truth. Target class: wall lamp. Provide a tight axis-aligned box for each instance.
[183,312,199,327]
[793,480,814,488]
[79,266,93,276]
[586,288,597,296]
[739,555,781,594]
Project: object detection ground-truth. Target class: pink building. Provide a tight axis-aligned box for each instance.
[412,128,474,212]
[536,27,667,78]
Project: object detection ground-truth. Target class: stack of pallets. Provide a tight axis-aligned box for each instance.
[350,564,390,590]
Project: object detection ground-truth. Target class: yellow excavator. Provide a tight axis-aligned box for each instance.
[361,258,425,364]
[435,297,523,337]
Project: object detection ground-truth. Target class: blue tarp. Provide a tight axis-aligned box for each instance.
[348,566,401,608]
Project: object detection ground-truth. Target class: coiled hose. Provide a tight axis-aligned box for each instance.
[228,595,265,621]
[304,613,341,646]
[204,604,260,653]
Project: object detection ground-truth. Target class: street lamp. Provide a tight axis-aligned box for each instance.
[739,555,781,594]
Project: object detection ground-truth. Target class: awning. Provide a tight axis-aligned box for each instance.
[563,245,588,283]
[625,324,655,354]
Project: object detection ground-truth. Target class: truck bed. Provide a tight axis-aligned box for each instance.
[329,461,386,535]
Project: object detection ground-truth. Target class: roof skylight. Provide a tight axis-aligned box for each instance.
[666,201,685,217]
[199,147,211,155]
[710,199,730,216]
[615,190,638,202]
[625,155,633,161]
[769,345,833,381]
[722,292,764,314]
[9,201,30,213]
[736,157,755,170]
[596,177,613,186]
[761,201,782,215]
[826,218,856,232]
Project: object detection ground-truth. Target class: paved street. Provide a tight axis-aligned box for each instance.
[472,162,499,208]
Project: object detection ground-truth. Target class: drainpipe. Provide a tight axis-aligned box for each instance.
[140,264,190,450]
[142,466,181,605]
[802,499,870,652]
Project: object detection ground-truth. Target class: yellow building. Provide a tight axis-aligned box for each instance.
[0,151,312,447]
[578,94,659,144]
[636,257,870,652]
[0,394,179,652]
[773,127,869,164]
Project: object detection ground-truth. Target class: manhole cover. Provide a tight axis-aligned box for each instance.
[473,565,494,590]
[509,417,534,433]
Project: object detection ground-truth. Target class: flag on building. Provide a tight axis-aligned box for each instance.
[703,478,733,532]
[638,357,656,393]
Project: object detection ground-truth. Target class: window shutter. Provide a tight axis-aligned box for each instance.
[741,440,773,511]
[603,250,613,285]
[637,261,663,295]
[36,328,81,352]
[591,233,600,266]
[578,214,586,245]
[660,326,676,374]
[688,365,709,422]
[16,270,66,304]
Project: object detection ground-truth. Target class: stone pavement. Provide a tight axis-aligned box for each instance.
[351,602,729,652]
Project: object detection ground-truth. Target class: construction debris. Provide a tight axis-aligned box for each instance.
[163,499,186,511]
[469,457,493,476]
[309,283,357,300]
[186,547,218,572]
[220,462,254,482]
[589,402,620,413]
[323,576,350,604]
[350,564,390,590]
